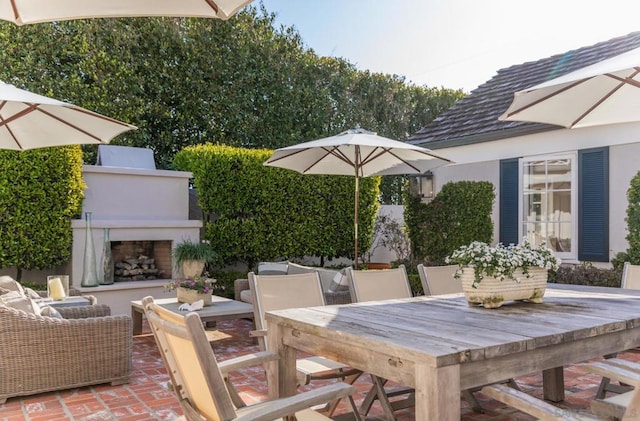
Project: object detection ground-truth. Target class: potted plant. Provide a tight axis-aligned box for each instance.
[446,240,560,308]
[172,239,218,278]
[165,274,219,306]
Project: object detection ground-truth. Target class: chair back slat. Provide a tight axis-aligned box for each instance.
[417,264,461,296]
[143,297,235,421]
[346,265,411,303]
[622,262,640,290]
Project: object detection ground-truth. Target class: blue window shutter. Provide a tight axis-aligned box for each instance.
[578,147,609,262]
[500,158,519,245]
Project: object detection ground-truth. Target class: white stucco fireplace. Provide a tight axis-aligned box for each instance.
[70,163,201,314]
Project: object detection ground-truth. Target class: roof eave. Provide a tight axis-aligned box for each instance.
[411,123,560,150]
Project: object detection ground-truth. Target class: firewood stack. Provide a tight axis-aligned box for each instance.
[114,254,165,282]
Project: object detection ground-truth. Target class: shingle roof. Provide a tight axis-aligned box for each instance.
[409,31,640,149]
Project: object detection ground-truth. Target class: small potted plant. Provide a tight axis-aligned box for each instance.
[446,239,560,308]
[172,239,218,278]
[165,274,219,306]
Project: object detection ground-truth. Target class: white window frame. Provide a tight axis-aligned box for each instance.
[518,152,578,261]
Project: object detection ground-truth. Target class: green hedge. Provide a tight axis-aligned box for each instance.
[173,144,380,268]
[404,180,494,264]
[0,146,84,279]
[612,170,640,270]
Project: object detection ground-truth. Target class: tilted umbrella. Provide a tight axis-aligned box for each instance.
[0,0,253,25]
[0,80,135,150]
[264,128,453,263]
[500,46,640,128]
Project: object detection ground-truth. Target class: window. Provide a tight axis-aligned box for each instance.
[520,154,577,259]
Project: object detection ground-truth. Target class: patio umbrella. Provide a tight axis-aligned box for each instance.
[0,80,136,150]
[499,46,640,128]
[0,0,253,25]
[264,128,452,264]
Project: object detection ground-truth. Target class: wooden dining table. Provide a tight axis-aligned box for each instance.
[265,284,640,420]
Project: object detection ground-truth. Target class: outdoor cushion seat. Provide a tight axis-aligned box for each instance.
[234,261,352,305]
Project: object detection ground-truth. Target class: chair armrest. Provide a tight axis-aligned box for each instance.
[56,304,111,319]
[234,278,249,301]
[235,382,356,421]
[249,329,266,338]
[584,360,640,386]
[219,351,278,374]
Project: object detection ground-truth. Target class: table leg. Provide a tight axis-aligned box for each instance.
[416,362,460,421]
[267,322,297,400]
[131,307,143,335]
[543,367,565,402]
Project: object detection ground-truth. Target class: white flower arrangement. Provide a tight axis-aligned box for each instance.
[445,239,561,288]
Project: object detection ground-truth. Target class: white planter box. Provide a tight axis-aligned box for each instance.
[459,267,548,309]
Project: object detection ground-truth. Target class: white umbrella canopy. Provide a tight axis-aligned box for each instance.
[500,46,640,129]
[0,0,253,25]
[264,127,453,263]
[0,80,136,150]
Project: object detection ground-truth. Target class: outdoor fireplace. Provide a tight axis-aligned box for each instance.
[71,151,202,287]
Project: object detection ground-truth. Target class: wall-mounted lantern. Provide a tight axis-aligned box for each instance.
[409,171,434,201]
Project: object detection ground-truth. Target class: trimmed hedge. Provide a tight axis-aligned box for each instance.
[0,146,84,278]
[612,170,640,270]
[404,180,495,264]
[173,144,380,268]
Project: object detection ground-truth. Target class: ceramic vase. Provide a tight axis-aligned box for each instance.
[81,212,99,287]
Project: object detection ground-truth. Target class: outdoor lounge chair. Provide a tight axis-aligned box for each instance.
[141,295,362,421]
[345,265,415,420]
[416,264,461,296]
[248,271,362,415]
[481,358,640,420]
[595,262,640,399]
[0,301,130,403]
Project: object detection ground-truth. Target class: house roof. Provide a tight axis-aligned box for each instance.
[409,31,640,149]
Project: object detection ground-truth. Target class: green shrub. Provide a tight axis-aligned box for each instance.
[548,263,622,287]
[404,180,495,264]
[206,269,246,299]
[615,171,640,268]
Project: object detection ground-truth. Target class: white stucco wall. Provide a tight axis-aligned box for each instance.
[425,121,640,265]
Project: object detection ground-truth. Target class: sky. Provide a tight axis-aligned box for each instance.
[258,0,640,93]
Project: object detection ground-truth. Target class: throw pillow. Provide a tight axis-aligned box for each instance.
[23,287,43,299]
[327,269,350,293]
[0,291,41,315]
[0,276,25,296]
[40,305,63,319]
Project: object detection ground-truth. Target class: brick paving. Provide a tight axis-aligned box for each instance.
[1,317,638,420]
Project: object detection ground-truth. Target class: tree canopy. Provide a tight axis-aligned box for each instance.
[0,5,464,169]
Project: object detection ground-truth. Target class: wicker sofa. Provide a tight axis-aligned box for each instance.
[0,302,132,403]
[234,261,352,306]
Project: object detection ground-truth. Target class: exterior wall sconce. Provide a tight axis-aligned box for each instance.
[409,171,435,201]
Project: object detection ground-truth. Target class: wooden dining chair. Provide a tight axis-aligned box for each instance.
[596,262,640,399]
[481,357,640,420]
[416,264,460,296]
[248,271,362,416]
[345,265,415,420]
[141,296,362,421]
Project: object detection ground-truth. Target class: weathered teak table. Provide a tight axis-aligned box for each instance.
[131,295,254,335]
[266,284,640,420]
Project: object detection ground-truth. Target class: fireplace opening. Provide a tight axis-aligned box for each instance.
[112,240,172,281]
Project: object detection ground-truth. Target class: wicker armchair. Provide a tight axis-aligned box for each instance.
[0,303,132,404]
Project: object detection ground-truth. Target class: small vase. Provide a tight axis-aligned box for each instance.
[176,287,212,306]
[100,227,114,285]
[81,212,99,287]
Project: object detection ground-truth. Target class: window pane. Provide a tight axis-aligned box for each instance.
[548,159,571,190]
[523,192,543,221]
[549,190,571,222]
[523,161,546,191]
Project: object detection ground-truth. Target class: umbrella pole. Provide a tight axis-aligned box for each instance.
[354,172,359,269]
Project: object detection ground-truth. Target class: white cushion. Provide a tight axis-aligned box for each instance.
[0,291,41,315]
[0,276,25,296]
[327,270,349,293]
[240,289,253,304]
[40,305,62,319]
